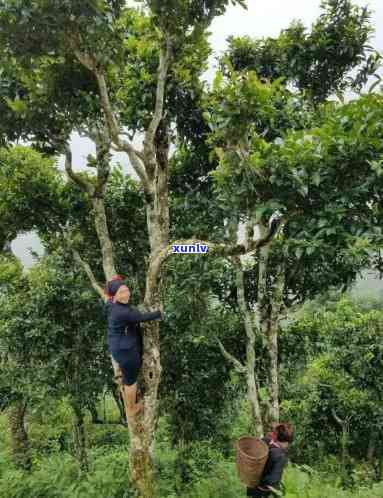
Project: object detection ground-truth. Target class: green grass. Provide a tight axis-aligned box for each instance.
[1,401,382,498]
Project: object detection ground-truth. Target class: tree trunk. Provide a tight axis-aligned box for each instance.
[246,349,264,437]
[126,315,162,497]
[265,265,284,424]
[268,323,279,422]
[111,386,127,424]
[127,150,169,496]
[71,401,89,473]
[257,236,276,426]
[266,320,279,423]
[257,223,285,425]
[8,400,31,470]
[367,432,376,462]
[234,257,264,437]
[72,39,172,496]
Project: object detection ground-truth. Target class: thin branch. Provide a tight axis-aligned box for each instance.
[144,37,172,152]
[331,408,345,427]
[217,339,246,374]
[64,145,94,196]
[72,249,106,300]
[93,125,112,196]
[71,43,151,194]
[126,148,153,198]
[93,70,120,144]
[93,69,146,163]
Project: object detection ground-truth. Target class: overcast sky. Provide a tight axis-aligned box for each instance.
[11,0,383,268]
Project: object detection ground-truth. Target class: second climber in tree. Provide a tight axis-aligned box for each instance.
[105,277,162,420]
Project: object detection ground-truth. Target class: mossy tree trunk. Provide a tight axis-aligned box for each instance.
[8,399,31,470]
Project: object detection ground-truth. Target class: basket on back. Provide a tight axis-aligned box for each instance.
[235,437,269,487]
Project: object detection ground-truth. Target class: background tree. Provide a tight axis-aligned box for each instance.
[205,5,383,428]
[280,297,383,483]
[0,249,112,472]
[0,1,250,494]
[0,146,63,251]
[0,253,32,470]
[224,0,381,102]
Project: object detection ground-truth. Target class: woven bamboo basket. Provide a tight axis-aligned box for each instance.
[235,437,269,487]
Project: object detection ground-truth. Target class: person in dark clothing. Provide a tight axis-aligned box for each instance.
[105,277,162,420]
[247,423,294,497]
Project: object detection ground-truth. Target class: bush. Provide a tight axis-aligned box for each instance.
[0,450,135,498]
[0,454,78,498]
[184,459,243,498]
[284,465,383,498]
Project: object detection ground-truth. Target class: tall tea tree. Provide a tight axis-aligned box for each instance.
[0,2,247,495]
[198,0,383,431]
[205,65,383,431]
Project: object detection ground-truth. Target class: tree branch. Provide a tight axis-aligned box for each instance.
[217,339,246,374]
[93,70,120,145]
[126,149,153,198]
[144,38,172,151]
[92,70,145,159]
[141,215,286,289]
[233,255,259,339]
[96,69,152,194]
[70,42,151,195]
[65,131,117,281]
[64,145,94,196]
[92,197,117,280]
[92,125,112,197]
[331,408,345,427]
[72,249,106,300]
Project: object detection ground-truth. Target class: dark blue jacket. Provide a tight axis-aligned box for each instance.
[105,301,161,352]
[247,442,288,497]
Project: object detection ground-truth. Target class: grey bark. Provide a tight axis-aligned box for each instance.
[233,255,264,437]
[92,197,116,280]
[257,220,286,424]
[266,265,285,423]
[73,38,172,497]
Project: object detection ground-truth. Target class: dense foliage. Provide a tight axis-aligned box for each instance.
[0,0,382,496]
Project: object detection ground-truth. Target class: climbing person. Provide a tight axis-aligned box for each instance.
[247,423,294,497]
[105,277,162,420]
